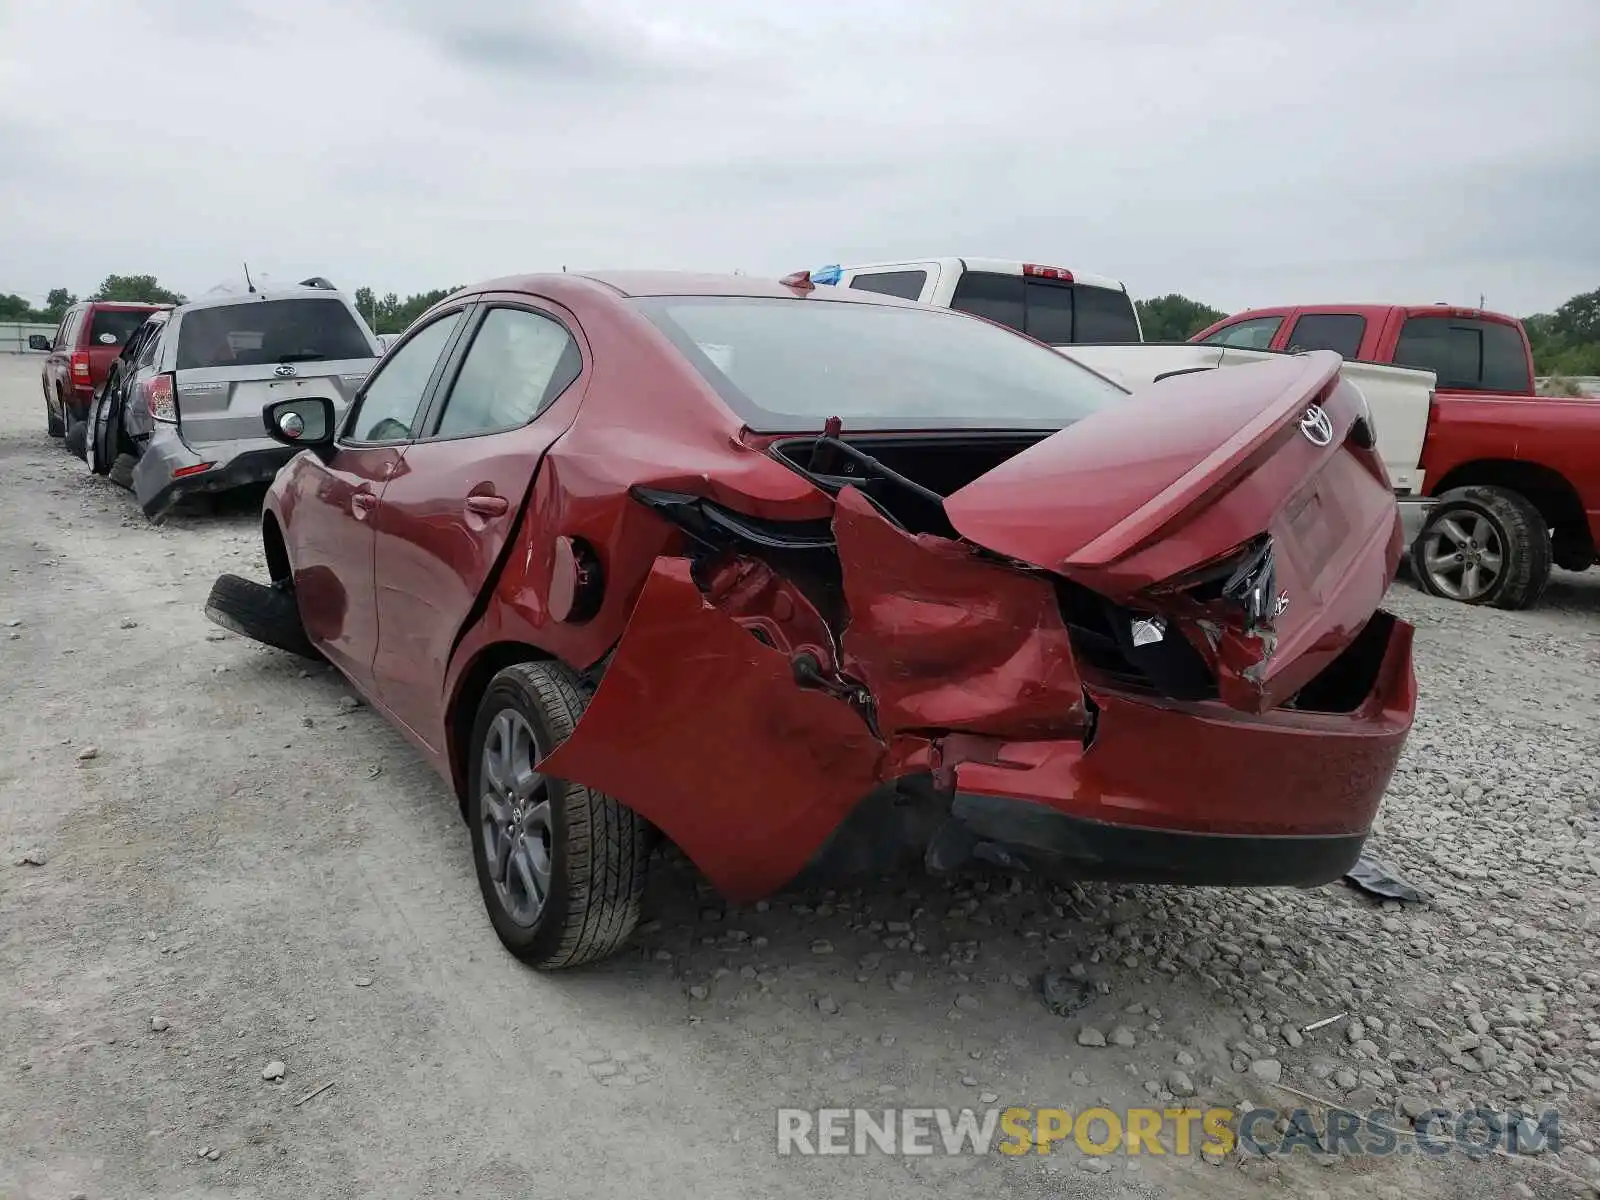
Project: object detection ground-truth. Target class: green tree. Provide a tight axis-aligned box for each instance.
[357,285,463,334]
[1550,288,1600,346]
[43,288,76,322]
[92,274,186,305]
[0,293,38,321]
[1135,294,1227,342]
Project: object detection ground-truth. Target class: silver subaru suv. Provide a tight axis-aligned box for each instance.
[101,282,380,518]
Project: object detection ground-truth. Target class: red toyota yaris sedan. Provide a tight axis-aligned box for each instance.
[206,271,1416,970]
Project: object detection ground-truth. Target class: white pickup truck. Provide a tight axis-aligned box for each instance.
[796,257,1438,541]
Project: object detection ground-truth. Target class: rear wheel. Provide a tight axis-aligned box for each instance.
[1409,485,1551,610]
[45,391,64,438]
[467,661,650,970]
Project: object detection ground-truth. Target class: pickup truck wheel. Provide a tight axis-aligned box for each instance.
[467,661,650,970]
[1409,486,1551,610]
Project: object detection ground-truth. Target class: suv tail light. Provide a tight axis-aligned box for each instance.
[70,350,91,381]
[144,373,178,422]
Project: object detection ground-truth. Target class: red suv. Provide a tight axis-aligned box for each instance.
[36,301,164,438]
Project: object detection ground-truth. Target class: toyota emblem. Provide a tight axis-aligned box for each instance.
[274,363,297,378]
[1299,404,1333,447]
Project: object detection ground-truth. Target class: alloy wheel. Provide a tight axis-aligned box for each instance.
[478,709,554,928]
[1420,509,1503,601]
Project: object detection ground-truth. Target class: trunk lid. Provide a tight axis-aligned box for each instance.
[175,359,374,446]
[944,351,1402,713]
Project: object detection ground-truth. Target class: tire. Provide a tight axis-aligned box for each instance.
[45,392,65,438]
[88,383,122,477]
[63,416,88,461]
[467,661,650,970]
[1408,485,1551,610]
[203,573,322,659]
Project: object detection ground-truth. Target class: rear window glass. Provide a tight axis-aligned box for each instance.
[848,270,927,301]
[1393,317,1530,393]
[1286,313,1366,359]
[1023,281,1074,344]
[951,272,1139,343]
[1202,317,1281,349]
[1073,284,1141,343]
[635,295,1126,432]
[89,309,151,347]
[176,298,373,371]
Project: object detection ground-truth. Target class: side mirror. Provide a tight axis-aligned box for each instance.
[264,397,336,459]
[28,334,50,351]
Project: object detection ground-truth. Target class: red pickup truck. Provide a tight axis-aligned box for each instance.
[1191,304,1600,609]
[35,300,164,438]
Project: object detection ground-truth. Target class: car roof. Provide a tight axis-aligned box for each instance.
[1222,303,1525,328]
[840,257,1128,294]
[82,300,165,311]
[459,271,924,306]
[176,287,357,314]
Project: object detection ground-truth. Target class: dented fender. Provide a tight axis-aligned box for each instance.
[537,489,1094,898]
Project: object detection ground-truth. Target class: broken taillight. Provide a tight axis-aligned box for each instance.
[145,373,177,422]
[70,350,91,381]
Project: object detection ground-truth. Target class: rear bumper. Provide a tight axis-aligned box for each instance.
[133,429,296,519]
[945,613,1416,886]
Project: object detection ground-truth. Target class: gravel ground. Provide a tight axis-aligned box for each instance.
[2,352,1598,1200]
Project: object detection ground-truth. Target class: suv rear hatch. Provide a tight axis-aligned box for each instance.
[86,307,156,387]
[172,296,377,445]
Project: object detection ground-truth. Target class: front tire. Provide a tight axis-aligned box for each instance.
[468,661,649,970]
[203,573,322,659]
[1409,485,1551,610]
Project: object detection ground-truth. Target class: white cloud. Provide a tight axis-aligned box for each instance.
[1,0,1595,313]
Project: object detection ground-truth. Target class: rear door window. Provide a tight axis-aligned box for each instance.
[848,270,927,301]
[431,308,582,438]
[176,298,373,370]
[1201,316,1282,349]
[90,309,152,348]
[1285,313,1366,358]
[1393,316,1529,392]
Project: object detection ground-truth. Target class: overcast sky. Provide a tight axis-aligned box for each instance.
[2,0,1596,315]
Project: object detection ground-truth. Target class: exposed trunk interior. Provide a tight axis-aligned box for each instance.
[770,432,1051,538]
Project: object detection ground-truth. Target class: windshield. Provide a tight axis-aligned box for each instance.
[175,297,374,371]
[635,296,1127,431]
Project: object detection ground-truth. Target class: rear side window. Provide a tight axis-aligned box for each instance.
[1285,313,1366,359]
[1073,285,1140,343]
[54,309,80,351]
[90,309,151,348]
[1202,316,1282,349]
[176,298,373,370]
[433,308,582,438]
[1393,317,1531,393]
[848,270,927,301]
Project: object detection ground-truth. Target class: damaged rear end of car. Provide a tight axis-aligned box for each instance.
[537,296,1416,901]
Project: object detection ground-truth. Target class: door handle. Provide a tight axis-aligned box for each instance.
[464,494,509,518]
[352,492,377,519]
